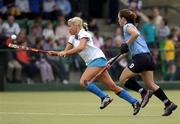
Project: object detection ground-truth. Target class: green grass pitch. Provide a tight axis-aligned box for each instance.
[0,91,179,124]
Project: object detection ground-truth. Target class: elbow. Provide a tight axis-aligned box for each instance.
[133,33,139,39]
[135,33,139,38]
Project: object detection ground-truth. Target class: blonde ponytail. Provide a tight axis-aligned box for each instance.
[83,22,88,31]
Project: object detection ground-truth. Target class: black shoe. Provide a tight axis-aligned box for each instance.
[141,90,152,108]
[162,102,177,116]
[132,101,141,115]
[99,96,113,109]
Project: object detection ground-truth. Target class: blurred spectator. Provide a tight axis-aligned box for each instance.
[0,0,4,11]
[33,37,54,83]
[15,0,30,19]
[157,18,170,43]
[0,16,2,33]
[0,1,6,17]
[28,0,43,19]
[2,15,20,36]
[43,37,69,84]
[6,4,20,18]
[112,27,123,47]
[120,0,142,11]
[164,34,176,80]
[102,37,113,59]
[27,19,42,46]
[171,26,180,43]
[0,34,8,90]
[43,0,56,12]
[128,0,142,11]
[43,0,60,20]
[16,32,38,84]
[6,38,22,83]
[88,18,99,33]
[42,21,55,40]
[102,36,123,80]
[156,18,170,74]
[153,7,163,27]
[107,0,119,24]
[55,0,72,17]
[92,31,104,48]
[141,15,158,64]
[55,15,70,45]
[171,27,180,76]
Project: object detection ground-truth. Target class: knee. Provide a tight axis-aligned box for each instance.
[119,76,127,85]
[146,82,159,91]
[8,63,14,69]
[108,83,120,93]
[80,78,86,88]
[17,65,22,70]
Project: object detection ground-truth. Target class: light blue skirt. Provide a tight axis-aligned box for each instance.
[87,57,107,67]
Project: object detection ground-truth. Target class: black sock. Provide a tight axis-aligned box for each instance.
[153,88,171,106]
[124,78,147,95]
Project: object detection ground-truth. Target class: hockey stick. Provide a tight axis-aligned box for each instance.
[7,42,56,55]
[89,53,127,82]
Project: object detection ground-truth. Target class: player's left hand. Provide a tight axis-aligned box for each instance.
[57,51,67,57]
[47,51,59,56]
[120,43,129,54]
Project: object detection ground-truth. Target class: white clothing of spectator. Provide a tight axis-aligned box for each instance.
[43,0,56,12]
[55,16,70,44]
[42,21,55,40]
[153,7,163,27]
[157,18,170,41]
[55,0,71,16]
[2,15,20,36]
[15,0,30,13]
[92,32,104,48]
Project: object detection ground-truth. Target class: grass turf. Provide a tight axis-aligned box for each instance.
[0,91,179,124]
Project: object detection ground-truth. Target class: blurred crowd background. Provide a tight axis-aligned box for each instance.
[0,0,180,85]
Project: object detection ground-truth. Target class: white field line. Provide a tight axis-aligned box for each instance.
[0,102,127,107]
[0,111,163,117]
[0,112,122,117]
[0,111,162,117]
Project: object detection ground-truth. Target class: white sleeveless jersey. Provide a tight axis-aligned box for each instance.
[68,29,106,65]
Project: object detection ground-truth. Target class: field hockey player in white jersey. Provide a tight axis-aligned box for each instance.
[48,17,141,115]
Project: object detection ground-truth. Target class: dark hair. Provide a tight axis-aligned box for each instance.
[148,15,154,21]
[162,18,168,26]
[118,9,137,24]
[168,33,174,39]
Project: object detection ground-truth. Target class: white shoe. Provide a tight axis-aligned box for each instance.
[99,96,113,109]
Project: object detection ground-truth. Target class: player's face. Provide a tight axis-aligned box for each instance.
[118,15,124,26]
[68,24,77,35]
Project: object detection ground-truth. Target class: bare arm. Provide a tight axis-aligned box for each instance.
[65,38,87,56]
[57,38,88,57]
[126,27,139,44]
[64,43,73,51]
